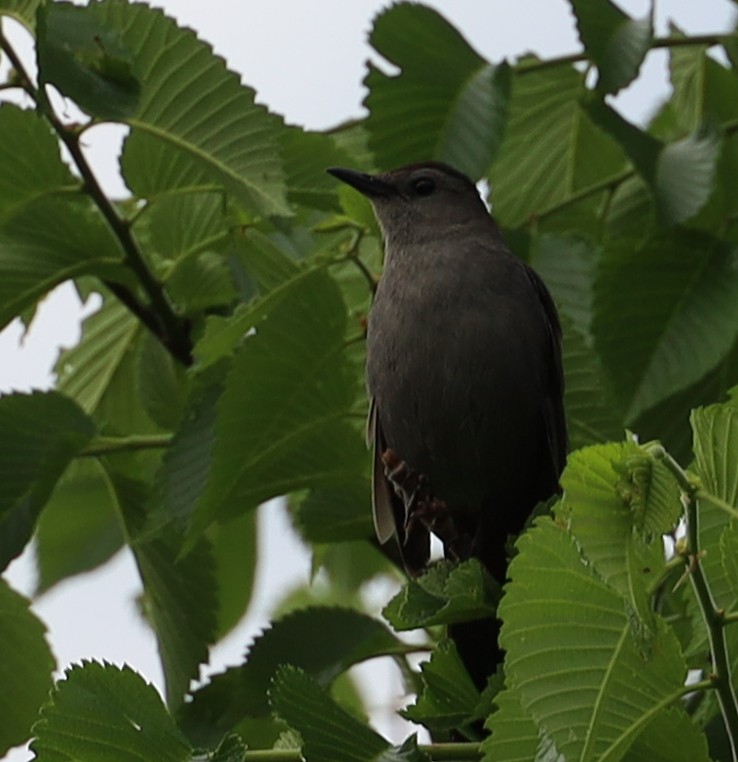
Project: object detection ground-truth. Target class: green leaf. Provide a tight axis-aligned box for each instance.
[271,665,389,762]
[145,190,227,264]
[193,268,363,533]
[281,126,356,211]
[31,662,192,762]
[0,0,41,27]
[383,559,498,631]
[0,392,95,570]
[56,298,141,415]
[656,130,720,226]
[38,1,141,120]
[110,473,217,710]
[0,579,54,756]
[35,458,123,594]
[0,194,126,331]
[293,478,373,543]
[593,233,738,421]
[482,687,545,761]
[529,234,597,339]
[500,517,702,762]
[401,640,481,732]
[691,404,738,611]
[208,510,257,639]
[561,316,624,449]
[558,441,681,603]
[488,65,627,227]
[669,29,738,133]
[569,0,652,94]
[0,104,77,225]
[585,99,719,226]
[180,607,404,744]
[148,377,223,533]
[194,232,318,367]
[365,3,510,178]
[136,331,188,429]
[54,0,291,214]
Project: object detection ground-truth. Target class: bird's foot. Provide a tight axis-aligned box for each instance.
[380,448,473,557]
[380,448,427,509]
[410,496,473,560]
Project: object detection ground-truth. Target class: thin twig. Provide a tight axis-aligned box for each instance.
[79,434,173,457]
[516,32,733,75]
[650,444,738,760]
[0,30,193,366]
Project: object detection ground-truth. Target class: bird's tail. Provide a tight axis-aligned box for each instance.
[448,614,502,693]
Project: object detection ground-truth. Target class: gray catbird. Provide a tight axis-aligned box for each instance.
[327,162,567,690]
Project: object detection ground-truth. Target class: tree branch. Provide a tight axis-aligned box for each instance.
[650,444,738,760]
[516,32,734,75]
[0,30,193,366]
[79,434,173,457]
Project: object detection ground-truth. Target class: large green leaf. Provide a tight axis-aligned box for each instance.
[56,297,141,415]
[691,404,738,612]
[193,269,363,532]
[109,472,217,710]
[180,607,405,744]
[585,99,719,227]
[0,392,95,570]
[401,640,481,732]
[529,234,597,339]
[0,196,127,330]
[194,231,321,368]
[40,0,289,214]
[0,579,54,757]
[37,1,141,120]
[482,688,547,761]
[500,517,704,762]
[31,662,192,762]
[569,0,652,94]
[488,63,627,228]
[558,441,681,605]
[0,104,77,225]
[365,2,510,178]
[207,510,257,639]
[293,478,373,543]
[593,233,738,422]
[561,316,624,449]
[270,665,392,762]
[669,29,738,133]
[34,458,123,594]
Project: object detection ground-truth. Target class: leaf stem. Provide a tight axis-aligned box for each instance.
[649,444,738,759]
[79,434,173,457]
[0,30,193,366]
[516,32,733,74]
[240,743,481,760]
[536,168,634,222]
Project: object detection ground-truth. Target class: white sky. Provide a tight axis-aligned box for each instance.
[1,1,736,759]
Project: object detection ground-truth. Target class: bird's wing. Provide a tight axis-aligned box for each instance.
[368,398,396,544]
[524,266,568,481]
[368,397,431,574]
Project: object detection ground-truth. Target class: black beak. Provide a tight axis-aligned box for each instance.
[326,167,395,198]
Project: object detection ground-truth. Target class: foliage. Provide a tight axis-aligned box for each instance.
[1,0,738,760]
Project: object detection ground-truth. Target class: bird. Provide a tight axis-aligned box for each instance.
[327,161,567,691]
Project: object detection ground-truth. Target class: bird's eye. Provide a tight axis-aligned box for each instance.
[412,177,436,196]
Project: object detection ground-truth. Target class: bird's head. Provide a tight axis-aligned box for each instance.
[327,162,490,244]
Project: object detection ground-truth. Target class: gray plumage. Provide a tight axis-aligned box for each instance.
[328,161,567,687]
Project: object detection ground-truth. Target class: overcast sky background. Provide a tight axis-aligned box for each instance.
[1,1,737,759]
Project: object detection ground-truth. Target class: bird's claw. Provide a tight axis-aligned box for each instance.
[380,448,473,558]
